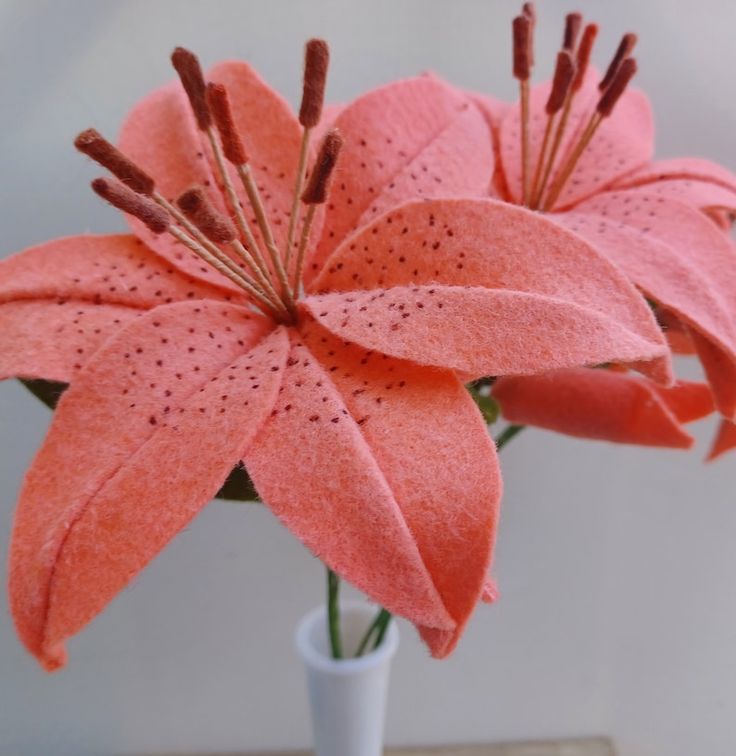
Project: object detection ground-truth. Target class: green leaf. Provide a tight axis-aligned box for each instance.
[467,381,500,425]
[17,378,260,503]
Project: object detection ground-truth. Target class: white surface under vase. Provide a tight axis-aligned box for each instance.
[295,601,400,756]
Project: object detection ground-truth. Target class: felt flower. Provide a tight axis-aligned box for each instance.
[493,368,714,449]
[2,41,669,671]
[464,5,736,448]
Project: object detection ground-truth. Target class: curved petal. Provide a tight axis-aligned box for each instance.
[118,61,301,282]
[499,69,653,209]
[244,321,501,657]
[304,285,667,379]
[306,77,494,283]
[557,192,736,415]
[9,301,276,669]
[707,419,736,461]
[493,369,711,448]
[615,158,736,194]
[311,198,670,381]
[0,234,236,382]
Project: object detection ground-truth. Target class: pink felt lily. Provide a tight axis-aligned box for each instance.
[459,6,736,449]
[1,41,669,671]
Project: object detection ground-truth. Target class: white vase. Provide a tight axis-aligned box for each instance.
[295,601,400,756]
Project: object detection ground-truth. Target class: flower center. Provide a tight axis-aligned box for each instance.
[512,4,638,211]
[76,40,342,327]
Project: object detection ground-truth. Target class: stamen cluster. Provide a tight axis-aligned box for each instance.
[76,39,341,325]
[512,3,638,211]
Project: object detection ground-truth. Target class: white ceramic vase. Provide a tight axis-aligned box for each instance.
[295,601,400,756]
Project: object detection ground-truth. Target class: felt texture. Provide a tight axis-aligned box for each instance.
[118,61,303,283]
[309,198,670,381]
[615,157,736,199]
[306,77,494,284]
[556,191,736,417]
[0,234,235,382]
[10,301,279,669]
[499,69,653,209]
[493,368,713,448]
[244,319,500,658]
[9,196,535,667]
[707,419,736,461]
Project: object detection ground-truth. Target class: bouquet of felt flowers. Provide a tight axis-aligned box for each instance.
[1,4,734,674]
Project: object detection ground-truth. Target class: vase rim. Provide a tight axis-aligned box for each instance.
[295,601,399,675]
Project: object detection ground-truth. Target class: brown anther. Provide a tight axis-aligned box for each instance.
[299,39,330,128]
[176,187,237,244]
[171,47,211,130]
[75,129,155,195]
[302,129,343,204]
[572,23,598,91]
[599,33,637,92]
[597,57,637,117]
[512,14,532,80]
[545,51,575,114]
[563,12,582,51]
[92,178,169,234]
[206,83,248,165]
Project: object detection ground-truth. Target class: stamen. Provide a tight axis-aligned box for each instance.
[293,129,343,294]
[599,33,637,92]
[597,57,638,116]
[92,178,169,233]
[176,187,237,244]
[75,129,155,195]
[562,12,582,52]
[543,57,637,211]
[171,47,212,130]
[572,23,598,91]
[298,38,330,129]
[513,13,533,205]
[301,129,343,205]
[284,39,330,272]
[530,51,574,208]
[206,82,248,165]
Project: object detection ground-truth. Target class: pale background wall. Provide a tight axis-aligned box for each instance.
[0,1,735,754]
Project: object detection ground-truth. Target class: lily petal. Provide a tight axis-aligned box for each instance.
[306,77,493,283]
[0,234,236,382]
[305,285,668,380]
[557,192,736,415]
[615,158,736,207]
[311,198,670,381]
[10,301,279,669]
[493,368,712,448]
[244,321,501,656]
[707,419,736,461]
[499,70,653,209]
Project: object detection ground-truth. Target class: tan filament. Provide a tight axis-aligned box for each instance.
[530,50,574,208]
[284,39,330,271]
[513,13,533,205]
[293,129,343,293]
[543,57,637,210]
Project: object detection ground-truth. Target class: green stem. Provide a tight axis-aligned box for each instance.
[355,608,392,657]
[494,423,525,450]
[326,567,343,659]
